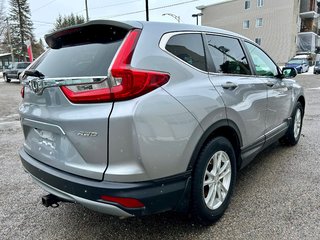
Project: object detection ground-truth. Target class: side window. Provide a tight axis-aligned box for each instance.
[165,33,206,71]
[245,42,279,77]
[206,34,251,75]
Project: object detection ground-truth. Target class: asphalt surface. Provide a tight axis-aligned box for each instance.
[0,74,319,240]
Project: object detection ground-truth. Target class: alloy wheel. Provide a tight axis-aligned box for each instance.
[203,150,231,210]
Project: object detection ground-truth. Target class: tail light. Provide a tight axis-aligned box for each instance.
[61,29,170,103]
[100,195,145,208]
[20,86,25,98]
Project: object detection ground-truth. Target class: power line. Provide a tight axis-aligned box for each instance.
[33,20,54,25]
[98,0,198,19]
[75,0,141,14]
[33,0,58,12]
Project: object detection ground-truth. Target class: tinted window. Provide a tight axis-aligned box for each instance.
[31,41,122,78]
[206,35,251,75]
[245,42,278,77]
[17,63,30,69]
[166,33,206,71]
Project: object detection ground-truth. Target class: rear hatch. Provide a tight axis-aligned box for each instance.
[19,20,141,180]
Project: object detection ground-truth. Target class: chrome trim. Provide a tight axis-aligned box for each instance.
[31,175,133,218]
[23,76,108,95]
[23,118,66,135]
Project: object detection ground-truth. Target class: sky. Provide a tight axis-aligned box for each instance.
[3,0,225,41]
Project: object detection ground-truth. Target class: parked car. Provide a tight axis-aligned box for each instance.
[19,20,304,224]
[314,61,320,74]
[285,58,309,73]
[3,62,31,82]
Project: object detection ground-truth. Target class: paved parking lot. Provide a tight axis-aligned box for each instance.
[0,75,319,239]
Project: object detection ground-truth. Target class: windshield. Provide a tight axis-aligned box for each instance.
[288,59,304,64]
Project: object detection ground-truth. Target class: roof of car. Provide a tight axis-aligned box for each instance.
[45,20,253,48]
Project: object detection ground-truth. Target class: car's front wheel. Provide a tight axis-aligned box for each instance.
[191,136,236,225]
[3,74,11,83]
[280,102,303,146]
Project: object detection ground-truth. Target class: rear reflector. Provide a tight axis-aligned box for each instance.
[100,195,145,208]
[60,29,169,104]
[20,86,24,98]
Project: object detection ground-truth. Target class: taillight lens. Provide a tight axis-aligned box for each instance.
[100,195,145,208]
[20,86,24,98]
[61,29,169,104]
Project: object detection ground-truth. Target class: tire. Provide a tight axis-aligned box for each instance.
[191,136,237,225]
[280,102,304,146]
[4,74,11,83]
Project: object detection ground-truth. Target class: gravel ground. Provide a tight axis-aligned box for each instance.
[0,75,319,240]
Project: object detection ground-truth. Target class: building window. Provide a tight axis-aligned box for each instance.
[245,0,250,9]
[243,20,250,29]
[255,38,262,45]
[257,0,264,7]
[256,18,263,27]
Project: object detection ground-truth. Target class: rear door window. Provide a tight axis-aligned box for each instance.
[206,34,251,75]
[165,33,206,71]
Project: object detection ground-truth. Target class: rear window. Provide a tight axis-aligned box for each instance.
[31,25,128,78]
[31,42,122,78]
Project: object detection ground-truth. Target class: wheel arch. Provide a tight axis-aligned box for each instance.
[188,119,243,170]
[297,95,305,113]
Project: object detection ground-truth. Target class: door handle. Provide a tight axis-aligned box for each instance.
[266,81,274,87]
[222,81,238,90]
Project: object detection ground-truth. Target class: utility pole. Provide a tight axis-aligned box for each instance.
[6,18,14,64]
[145,0,149,21]
[85,0,89,22]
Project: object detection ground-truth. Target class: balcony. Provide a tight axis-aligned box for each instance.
[297,32,319,53]
[300,0,317,13]
[300,11,318,19]
[300,18,318,33]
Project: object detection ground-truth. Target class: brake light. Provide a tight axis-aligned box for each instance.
[61,29,169,104]
[100,195,145,208]
[20,86,24,98]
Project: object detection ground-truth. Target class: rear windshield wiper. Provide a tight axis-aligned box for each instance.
[24,69,45,79]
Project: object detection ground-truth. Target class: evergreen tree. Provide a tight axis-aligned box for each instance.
[0,0,7,53]
[53,13,85,31]
[32,38,44,58]
[9,0,33,61]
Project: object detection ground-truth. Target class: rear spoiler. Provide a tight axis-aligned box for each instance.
[45,20,142,49]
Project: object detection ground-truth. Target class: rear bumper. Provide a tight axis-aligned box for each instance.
[19,148,191,217]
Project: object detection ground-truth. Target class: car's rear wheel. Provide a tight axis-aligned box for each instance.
[4,74,11,83]
[280,102,303,146]
[191,136,236,225]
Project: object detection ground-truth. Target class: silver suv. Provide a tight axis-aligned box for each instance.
[19,20,304,224]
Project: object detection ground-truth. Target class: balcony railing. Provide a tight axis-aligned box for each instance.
[300,0,317,13]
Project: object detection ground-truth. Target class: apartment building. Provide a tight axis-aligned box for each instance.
[198,0,319,64]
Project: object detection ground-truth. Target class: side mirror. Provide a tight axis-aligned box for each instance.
[282,67,297,78]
